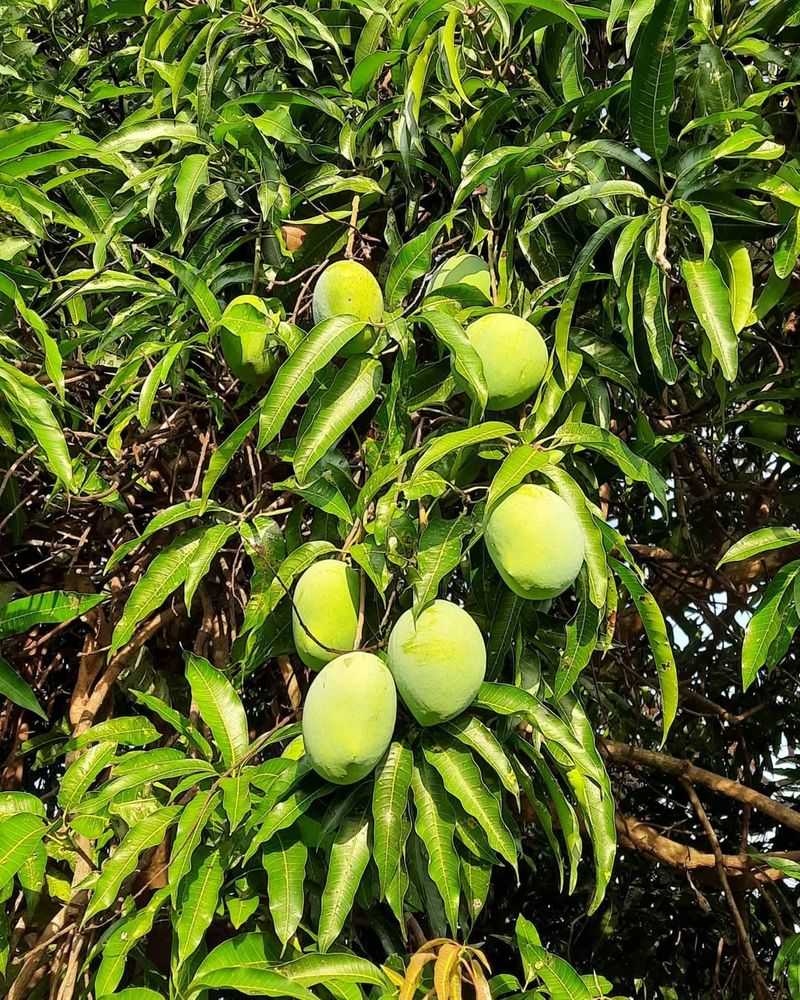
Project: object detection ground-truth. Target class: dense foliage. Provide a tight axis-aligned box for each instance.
[1,0,800,998]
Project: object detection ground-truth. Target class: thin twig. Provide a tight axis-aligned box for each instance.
[681,780,771,1000]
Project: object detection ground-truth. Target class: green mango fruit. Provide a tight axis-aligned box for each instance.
[466,312,548,409]
[387,600,486,726]
[219,295,281,385]
[292,559,359,671]
[430,253,492,300]
[312,259,383,356]
[485,484,584,600]
[302,651,397,784]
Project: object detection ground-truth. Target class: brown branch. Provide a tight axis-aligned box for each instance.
[681,781,772,1000]
[615,813,800,888]
[602,740,800,834]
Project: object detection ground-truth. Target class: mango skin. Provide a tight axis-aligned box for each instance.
[749,402,787,442]
[219,297,280,385]
[220,329,279,385]
[292,559,359,671]
[466,313,548,410]
[302,652,397,784]
[430,254,492,300]
[312,260,383,356]
[387,600,486,726]
[485,484,585,600]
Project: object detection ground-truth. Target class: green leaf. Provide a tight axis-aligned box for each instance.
[385,216,451,309]
[176,847,225,966]
[641,259,677,384]
[59,742,118,813]
[185,652,248,768]
[201,409,259,502]
[105,990,164,1000]
[278,953,387,987]
[611,559,677,743]
[191,933,282,993]
[141,249,221,329]
[443,715,519,801]
[682,257,738,380]
[105,501,225,573]
[168,789,221,900]
[474,683,604,777]
[717,242,753,335]
[184,522,238,612]
[525,944,593,999]
[415,309,488,410]
[557,693,617,912]
[0,121,69,163]
[350,49,404,99]
[0,656,45,718]
[612,215,651,285]
[630,0,689,158]
[525,183,647,234]
[110,530,204,653]
[553,215,631,384]
[95,889,170,996]
[372,740,413,899]
[257,317,368,451]
[85,807,181,920]
[775,211,800,279]
[453,137,568,210]
[294,357,382,483]
[718,527,800,568]
[193,970,315,999]
[550,423,668,511]
[0,813,46,887]
[423,737,517,868]
[221,773,251,832]
[175,153,209,236]
[0,590,106,638]
[318,810,371,952]
[415,421,516,477]
[245,786,331,861]
[97,120,205,154]
[413,515,472,611]
[0,793,45,820]
[485,446,555,519]
[0,359,73,487]
[675,200,713,260]
[129,689,213,759]
[741,562,800,690]
[262,829,308,949]
[410,756,461,934]
[539,465,608,608]
[514,739,582,893]
[275,476,353,524]
[554,574,601,697]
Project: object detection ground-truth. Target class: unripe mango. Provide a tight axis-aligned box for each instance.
[465,313,547,410]
[387,600,486,726]
[485,484,584,600]
[302,652,397,784]
[312,260,383,356]
[748,402,787,442]
[292,559,359,671]
[430,254,492,300]
[219,295,281,385]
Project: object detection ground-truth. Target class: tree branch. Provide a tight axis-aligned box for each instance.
[615,813,800,888]
[681,781,772,1000]
[602,740,800,834]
